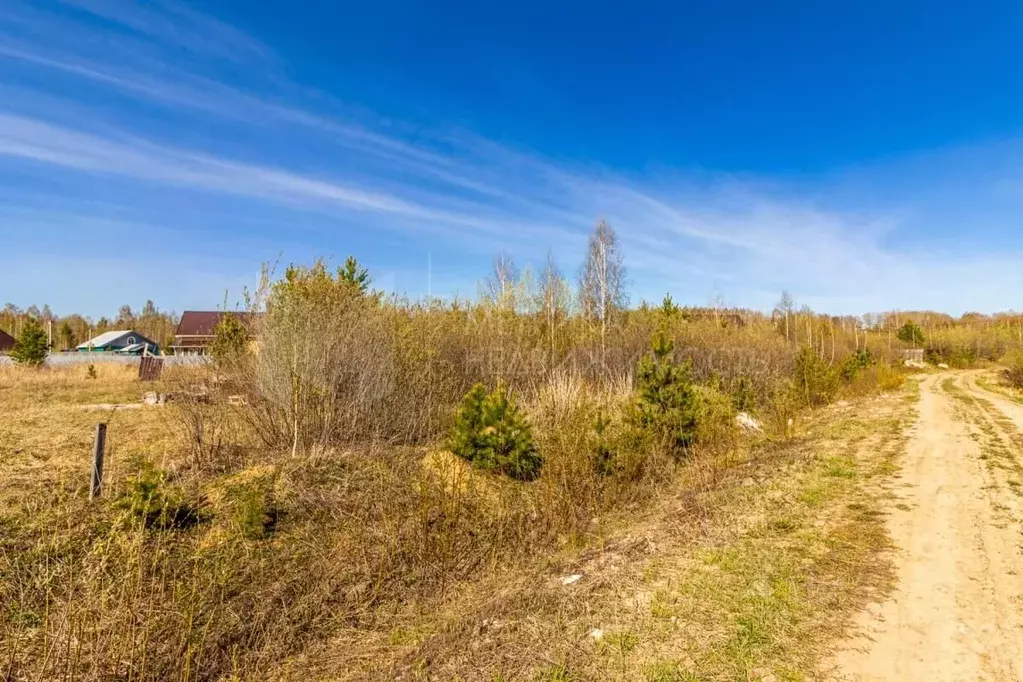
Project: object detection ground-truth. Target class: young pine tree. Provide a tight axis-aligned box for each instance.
[338,255,370,293]
[11,318,49,367]
[209,313,249,365]
[794,346,839,406]
[448,383,542,481]
[629,331,700,454]
[896,321,925,346]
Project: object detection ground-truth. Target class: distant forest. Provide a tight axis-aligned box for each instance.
[0,301,179,350]
[3,294,1023,355]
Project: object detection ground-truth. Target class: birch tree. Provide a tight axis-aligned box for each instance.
[485,252,519,311]
[774,290,794,342]
[536,251,571,373]
[578,220,627,372]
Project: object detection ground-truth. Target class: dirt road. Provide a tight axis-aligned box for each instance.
[829,372,1023,681]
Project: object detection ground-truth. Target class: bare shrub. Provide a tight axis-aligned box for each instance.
[242,261,396,453]
[161,366,238,470]
[845,361,906,395]
[172,395,229,467]
[762,380,801,438]
[1002,350,1023,389]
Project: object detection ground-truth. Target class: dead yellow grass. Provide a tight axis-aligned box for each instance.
[303,391,913,681]
[0,364,916,681]
[0,365,184,509]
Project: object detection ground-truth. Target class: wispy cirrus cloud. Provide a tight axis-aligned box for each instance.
[1,0,1022,317]
[58,0,273,64]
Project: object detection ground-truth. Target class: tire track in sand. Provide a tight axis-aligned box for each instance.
[828,372,1023,682]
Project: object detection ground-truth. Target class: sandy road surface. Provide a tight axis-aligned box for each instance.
[830,372,1023,682]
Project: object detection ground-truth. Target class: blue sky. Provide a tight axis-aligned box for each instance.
[3,0,1023,317]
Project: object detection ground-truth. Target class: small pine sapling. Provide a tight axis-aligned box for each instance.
[448,383,542,481]
[10,318,49,367]
[629,331,701,455]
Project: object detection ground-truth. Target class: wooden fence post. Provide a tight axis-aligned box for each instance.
[90,423,107,501]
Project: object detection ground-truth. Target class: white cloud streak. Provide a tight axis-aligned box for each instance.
[58,0,272,64]
[1,0,1022,315]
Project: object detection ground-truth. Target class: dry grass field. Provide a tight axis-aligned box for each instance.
[0,362,917,681]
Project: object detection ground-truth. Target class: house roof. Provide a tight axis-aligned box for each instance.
[77,330,157,350]
[0,329,14,352]
[175,311,260,337]
[78,330,131,349]
[115,343,154,354]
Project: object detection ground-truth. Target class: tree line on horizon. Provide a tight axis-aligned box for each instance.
[4,219,1023,356]
[0,300,180,351]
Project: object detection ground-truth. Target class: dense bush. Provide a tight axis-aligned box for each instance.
[692,384,738,447]
[925,344,966,367]
[1003,351,1023,389]
[794,346,838,407]
[448,383,542,480]
[841,348,873,381]
[762,380,801,437]
[243,260,397,453]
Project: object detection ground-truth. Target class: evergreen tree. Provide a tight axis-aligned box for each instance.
[11,318,49,367]
[58,321,76,350]
[338,255,370,293]
[448,383,542,481]
[897,320,925,346]
[660,293,679,321]
[629,331,700,454]
[209,313,249,364]
[794,346,839,406]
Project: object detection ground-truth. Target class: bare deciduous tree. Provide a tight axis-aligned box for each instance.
[578,220,627,372]
[774,290,794,342]
[485,252,519,311]
[535,251,571,372]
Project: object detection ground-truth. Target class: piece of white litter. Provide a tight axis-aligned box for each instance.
[560,574,583,586]
[588,628,604,641]
[735,412,763,432]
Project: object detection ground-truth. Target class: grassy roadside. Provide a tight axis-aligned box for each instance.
[561,390,915,682]
[1,366,917,681]
[284,383,917,681]
[976,375,1023,405]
